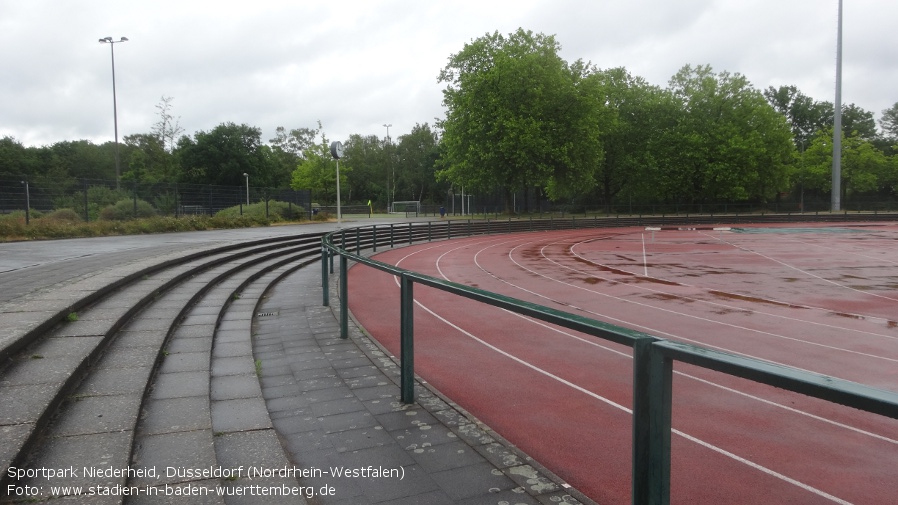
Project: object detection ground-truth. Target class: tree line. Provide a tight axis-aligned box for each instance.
[3,28,898,213]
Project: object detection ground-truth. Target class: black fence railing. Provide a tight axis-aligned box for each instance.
[0,177,312,221]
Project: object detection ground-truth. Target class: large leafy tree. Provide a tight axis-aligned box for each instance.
[437,29,600,210]
[588,67,665,212]
[879,102,898,146]
[123,133,178,184]
[661,65,794,204]
[394,123,443,203]
[764,85,831,150]
[290,134,350,204]
[177,122,277,187]
[342,133,389,206]
[801,129,891,200]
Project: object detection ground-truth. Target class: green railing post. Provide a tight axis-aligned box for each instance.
[321,244,329,307]
[372,224,377,252]
[340,254,348,339]
[632,338,671,505]
[329,247,334,274]
[400,273,415,403]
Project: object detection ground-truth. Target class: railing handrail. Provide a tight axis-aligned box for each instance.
[321,217,898,505]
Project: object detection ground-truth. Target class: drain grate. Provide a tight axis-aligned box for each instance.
[256,312,278,317]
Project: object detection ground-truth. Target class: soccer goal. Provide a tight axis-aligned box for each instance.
[390,201,421,216]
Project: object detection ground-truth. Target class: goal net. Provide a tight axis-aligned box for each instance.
[390,201,421,215]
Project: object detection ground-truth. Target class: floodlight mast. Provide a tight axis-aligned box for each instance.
[832,0,843,212]
[99,36,128,190]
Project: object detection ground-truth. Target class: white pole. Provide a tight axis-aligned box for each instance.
[336,159,342,226]
[832,0,843,212]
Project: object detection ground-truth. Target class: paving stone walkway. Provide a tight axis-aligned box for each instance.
[250,265,590,505]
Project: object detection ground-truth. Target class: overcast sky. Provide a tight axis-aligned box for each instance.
[2,0,895,148]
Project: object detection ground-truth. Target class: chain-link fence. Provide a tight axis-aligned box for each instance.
[1,177,312,221]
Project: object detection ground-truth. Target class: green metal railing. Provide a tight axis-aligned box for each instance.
[320,217,898,505]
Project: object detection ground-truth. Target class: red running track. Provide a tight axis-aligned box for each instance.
[348,222,898,504]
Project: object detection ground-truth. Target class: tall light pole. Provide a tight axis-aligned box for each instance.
[383,123,392,211]
[243,173,249,205]
[99,36,128,190]
[832,0,843,212]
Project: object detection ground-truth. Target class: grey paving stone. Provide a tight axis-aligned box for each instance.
[150,370,209,399]
[22,431,133,490]
[130,429,218,486]
[430,462,517,501]
[80,366,153,396]
[98,344,159,370]
[140,396,212,435]
[171,323,216,339]
[214,429,290,469]
[158,350,210,373]
[211,374,262,401]
[165,335,213,354]
[53,394,142,436]
[212,356,256,377]
[211,397,272,433]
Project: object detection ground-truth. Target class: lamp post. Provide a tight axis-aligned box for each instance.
[98,36,128,190]
[383,123,392,211]
[243,173,250,205]
[831,0,843,212]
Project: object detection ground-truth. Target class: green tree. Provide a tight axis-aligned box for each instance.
[177,122,277,187]
[879,102,898,146]
[343,134,389,207]
[150,96,184,153]
[764,85,831,150]
[270,122,321,188]
[394,123,443,203]
[800,129,890,200]
[661,65,794,204]
[588,67,665,212]
[123,133,178,183]
[290,134,350,204]
[437,29,599,211]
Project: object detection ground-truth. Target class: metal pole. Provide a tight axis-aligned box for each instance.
[400,273,415,403]
[632,338,672,505]
[321,245,329,306]
[99,37,128,189]
[340,254,348,339]
[832,0,843,212]
[336,159,342,226]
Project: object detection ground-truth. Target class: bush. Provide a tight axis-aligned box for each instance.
[44,208,83,222]
[214,200,307,222]
[99,199,157,221]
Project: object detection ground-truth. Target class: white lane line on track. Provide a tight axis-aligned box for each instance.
[567,236,898,337]
[503,312,898,446]
[508,242,898,365]
[388,243,854,505]
[701,231,898,304]
[641,233,649,277]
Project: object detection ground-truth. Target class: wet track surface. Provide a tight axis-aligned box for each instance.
[349,223,898,504]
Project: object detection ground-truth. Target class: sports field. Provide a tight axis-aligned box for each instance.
[348,222,898,504]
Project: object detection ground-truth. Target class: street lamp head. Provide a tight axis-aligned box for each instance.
[243,173,248,177]
[120,37,128,42]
